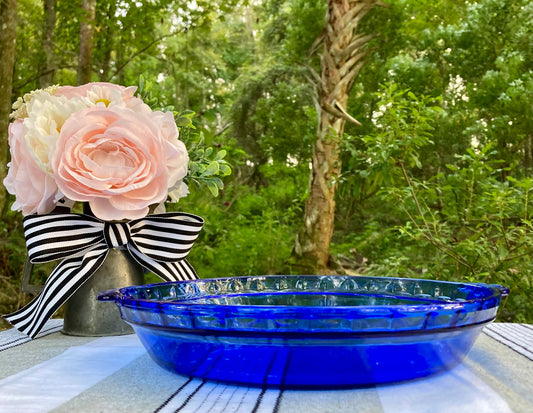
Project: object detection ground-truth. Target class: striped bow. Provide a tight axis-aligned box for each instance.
[4,212,204,338]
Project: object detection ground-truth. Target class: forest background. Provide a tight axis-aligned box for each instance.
[0,0,532,327]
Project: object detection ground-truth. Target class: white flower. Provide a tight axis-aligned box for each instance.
[84,85,149,113]
[6,82,194,219]
[10,85,60,120]
[372,111,383,120]
[56,82,151,114]
[84,84,131,107]
[23,92,86,175]
[168,181,189,203]
[445,75,469,106]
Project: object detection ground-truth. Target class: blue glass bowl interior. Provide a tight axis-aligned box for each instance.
[98,275,508,388]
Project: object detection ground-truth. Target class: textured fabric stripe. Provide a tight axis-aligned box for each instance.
[2,324,531,413]
[154,379,283,413]
[483,323,533,361]
[251,349,281,413]
[269,349,291,412]
[0,335,145,413]
[154,378,206,413]
[154,344,283,413]
[175,379,208,412]
[0,320,63,352]
[377,363,513,413]
[154,377,195,413]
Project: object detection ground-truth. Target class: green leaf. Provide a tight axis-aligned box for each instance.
[211,177,224,189]
[176,116,193,127]
[219,163,232,175]
[215,149,227,160]
[202,161,220,177]
[206,180,219,196]
[179,110,195,117]
[138,75,145,94]
[188,162,199,176]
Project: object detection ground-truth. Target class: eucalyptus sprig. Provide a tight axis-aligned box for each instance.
[179,114,232,197]
[137,75,232,197]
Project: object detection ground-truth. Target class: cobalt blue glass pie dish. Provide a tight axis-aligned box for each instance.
[98,275,508,388]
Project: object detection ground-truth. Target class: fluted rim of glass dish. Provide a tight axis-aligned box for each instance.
[98,275,508,334]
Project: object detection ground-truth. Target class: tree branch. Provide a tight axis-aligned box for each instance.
[339,50,367,77]
[322,100,362,126]
[105,31,182,82]
[307,30,325,60]
[336,33,378,65]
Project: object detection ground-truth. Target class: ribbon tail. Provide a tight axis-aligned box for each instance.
[3,246,108,338]
[128,247,198,282]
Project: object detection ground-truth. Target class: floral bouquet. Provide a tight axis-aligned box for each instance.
[5,82,190,219]
[3,82,212,338]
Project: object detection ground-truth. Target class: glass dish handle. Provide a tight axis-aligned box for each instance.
[97,288,123,302]
[489,284,510,297]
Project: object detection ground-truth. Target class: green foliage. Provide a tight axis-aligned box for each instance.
[184,131,232,197]
[3,0,533,324]
[387,146,533,322]
[0,211,26,315]
[12,0,45,94]
[180,161,308,278]
[344,82,441,190]
[337,84,533,322]
[136,75,232,197]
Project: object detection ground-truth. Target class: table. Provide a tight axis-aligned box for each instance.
[0,321,532,413]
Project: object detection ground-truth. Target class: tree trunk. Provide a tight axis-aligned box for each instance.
[293,0,382,273]
[39,0,56,88]
[77,0,96,85]
[99,1,116,81]
[115,43,126,85]
[0,0,17,214]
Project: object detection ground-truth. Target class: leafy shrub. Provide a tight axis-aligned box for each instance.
[335,83,533,322]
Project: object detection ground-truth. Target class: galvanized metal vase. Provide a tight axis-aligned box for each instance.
[61,248,144,336]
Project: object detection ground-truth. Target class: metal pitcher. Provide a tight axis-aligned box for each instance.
[62,248,144,336]
[22,248,144,336]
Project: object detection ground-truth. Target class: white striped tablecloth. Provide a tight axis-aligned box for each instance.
[0,321,532,413]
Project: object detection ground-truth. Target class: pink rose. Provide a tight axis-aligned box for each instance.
[3,120,59,215]
[51,106,188,221]
[151,110,189,186]
[55,82,126,99]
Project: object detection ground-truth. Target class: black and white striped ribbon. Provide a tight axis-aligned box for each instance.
[3,212,204,339]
